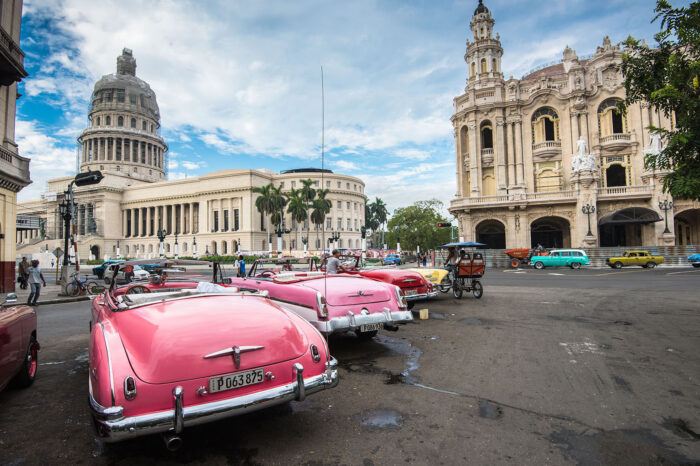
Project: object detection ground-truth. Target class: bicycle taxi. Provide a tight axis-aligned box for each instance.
[440,241,486,299]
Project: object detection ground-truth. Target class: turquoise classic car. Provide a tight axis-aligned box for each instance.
[530,249,590,270]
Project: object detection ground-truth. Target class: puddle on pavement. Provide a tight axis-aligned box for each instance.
[360,409,404,430]
[478,400,503,419]
[550,427,695,465]
[460,317,483,325]
[429,312,445,320]
[662,418,700,440]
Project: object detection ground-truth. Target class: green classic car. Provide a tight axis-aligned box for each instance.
[530,249,590,269]
[606,250,664,269]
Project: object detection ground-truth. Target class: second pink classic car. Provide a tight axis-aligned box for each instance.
[0,293,40,392]
[228,258,413,339]
[89,260,338,448]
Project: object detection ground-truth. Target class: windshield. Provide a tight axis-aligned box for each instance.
[250,258,316,277]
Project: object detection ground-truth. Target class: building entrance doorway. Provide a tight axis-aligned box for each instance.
[605,164,626,187]
[598,207,661,247]
[674,209,700,245]
[475,220,506,249]
[530,217,570,248]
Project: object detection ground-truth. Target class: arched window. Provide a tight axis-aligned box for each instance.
[480,122,493,149]
[470,62,476,77]
[142,121,147,130]
[222,241,228,254]
[598,99,627,135]
[492,59,497,73]
[482,168,495,196]
[131,118,136,128]
[480,58,487,73]
[117,116,124,127]
[531,108,560,144]
[96,117,101,126]
[605,164,627,187]
[106,116,111,126]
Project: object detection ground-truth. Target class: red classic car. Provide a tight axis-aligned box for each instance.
[227,258,413,339]
[0,293,40,392]
[319,254,437,307]
[89,260,338,448]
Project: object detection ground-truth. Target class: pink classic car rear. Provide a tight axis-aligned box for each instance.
[228,258,413,339]
[0,293,40,392]
[89,260,338,447]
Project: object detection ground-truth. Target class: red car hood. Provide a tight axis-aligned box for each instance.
[359,269,426,288]
[114,295,308,384]
[298,276,392,306]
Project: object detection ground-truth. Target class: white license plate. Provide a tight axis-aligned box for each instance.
[209,368,264,393]
[360,323,383,332]
[404,289,418,296]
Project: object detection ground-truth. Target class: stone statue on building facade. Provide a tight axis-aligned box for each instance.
[572,137,596,172]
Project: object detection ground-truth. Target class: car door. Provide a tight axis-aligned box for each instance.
[0,306,24,389]
[561,251,572,266]
[548,252,560,266]
[637,252,649,265]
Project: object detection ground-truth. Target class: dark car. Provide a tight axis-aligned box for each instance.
[92,260,124,279]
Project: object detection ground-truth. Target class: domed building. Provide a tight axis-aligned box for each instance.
[449,1,700,249]
[78,48,167,182]
[17,49,365,260]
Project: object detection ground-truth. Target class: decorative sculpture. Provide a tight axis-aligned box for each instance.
[572,137,596,172]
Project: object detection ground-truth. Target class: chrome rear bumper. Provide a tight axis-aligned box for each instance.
[314,308,413,335]
[90,358,339,442]
[405,290,438,301]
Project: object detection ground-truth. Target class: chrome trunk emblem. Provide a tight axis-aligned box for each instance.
[402,278,418,283]
[204,345,264,368]
[349,290,373,297]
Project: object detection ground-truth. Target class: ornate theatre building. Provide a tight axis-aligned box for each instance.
[449,1,700,249]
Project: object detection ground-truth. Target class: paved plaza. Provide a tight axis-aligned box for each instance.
[1,268,698,465]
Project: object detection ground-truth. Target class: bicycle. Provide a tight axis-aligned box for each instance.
[68,273,104,297]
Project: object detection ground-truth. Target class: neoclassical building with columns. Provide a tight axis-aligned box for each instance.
[449,1,699,249]
[17,50,365,260]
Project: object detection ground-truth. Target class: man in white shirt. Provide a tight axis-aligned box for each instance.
[27,260,47,306]
[326,249,344,274]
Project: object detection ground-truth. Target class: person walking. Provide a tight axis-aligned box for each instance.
[124,264,134,283]
[17,257,29,290]
[27,260,47,306]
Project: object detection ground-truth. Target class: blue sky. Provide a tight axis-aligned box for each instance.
[16,0,678,216]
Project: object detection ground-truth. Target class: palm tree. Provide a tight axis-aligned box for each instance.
[299,179,316,246]
[364,202,380,247]
[286,188,308,251]
[311,188,331,249]
[371,197,389,247]
[269,185,287,228]
[252,183,275,248]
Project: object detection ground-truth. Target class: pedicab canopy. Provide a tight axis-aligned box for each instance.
[439,242,486,248]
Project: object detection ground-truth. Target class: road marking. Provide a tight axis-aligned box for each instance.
[592,270,646,277]
[548,273,565,276]
[666,269,700,275]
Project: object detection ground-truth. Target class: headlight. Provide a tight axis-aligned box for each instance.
[316,291,328,317]
[394,286,407,308]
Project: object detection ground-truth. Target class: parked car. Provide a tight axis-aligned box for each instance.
[227,258,413,339]
[322,254,437,307]
[0,293,40,392]
[406,267,451,292]
[92,260,124,279]
[688,253,700,268]
[383,254,402,266]
[530,249,589,269]
[89,260,338,447]
[607,250,665,269]
[103,263,150,285]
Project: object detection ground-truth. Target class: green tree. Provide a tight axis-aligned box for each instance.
[311,188,331,247]
[621,0,700,199]
[269,185,288,228]
[252,183,275,247]
[385,199,452,251]
[286,188,308,249]
[299,178,316,244]
[370,197,389,246]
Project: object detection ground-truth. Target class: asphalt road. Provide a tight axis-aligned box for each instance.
[1,270,699,465]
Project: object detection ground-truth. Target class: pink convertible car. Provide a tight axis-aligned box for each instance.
[0,293,40,392]
[227,258,413,339]
[89,260,338,448]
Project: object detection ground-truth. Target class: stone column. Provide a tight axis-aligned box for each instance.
[112,137,117,161]
[580,112,590,148]
[570,112,579,156]
[180,204,186,234]
[506,122,515,186]
[640,103,650,145]
[496,119,507,190]
[146,206,151,236]
[136,140,140,163]
[454,126,463,197]
[515,120,524,186]
[468,123,479,194]
[168,205,174,234]
[98,138,103,160]
[121,138,125,162]
[130,209,136,237]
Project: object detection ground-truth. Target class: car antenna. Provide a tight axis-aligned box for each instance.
[321,65,328,300]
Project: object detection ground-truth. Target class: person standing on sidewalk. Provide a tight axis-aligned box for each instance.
[17,257,29,290]
[27,260,47,306]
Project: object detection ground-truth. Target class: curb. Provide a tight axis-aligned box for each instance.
[35,296,91,306]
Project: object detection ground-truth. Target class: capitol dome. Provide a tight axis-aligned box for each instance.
[78,48,167,183]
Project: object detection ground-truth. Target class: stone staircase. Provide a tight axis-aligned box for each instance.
[478,245,700,269]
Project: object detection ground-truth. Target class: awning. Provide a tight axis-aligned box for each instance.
[598,207,662,226]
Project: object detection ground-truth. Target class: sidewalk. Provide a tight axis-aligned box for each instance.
[9,282,91,306]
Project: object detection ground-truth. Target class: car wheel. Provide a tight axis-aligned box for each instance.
[571,262,581,270]
[472,281,483,299]
[534,261,544,270]
[126,285,152,294]
[12,336,38,388]
[355,330,378,341]
[103,276,111,285]
[511,259,520,268]
[646,262,656,269]
[439,276,451,293]
[613,262,623,269]
[86,281,105,295]
[453,282,463,299]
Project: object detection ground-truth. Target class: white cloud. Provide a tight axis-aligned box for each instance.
[333,160,359,171]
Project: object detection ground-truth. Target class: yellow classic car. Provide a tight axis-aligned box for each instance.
[406,268,451,293]
[606,250,665,269]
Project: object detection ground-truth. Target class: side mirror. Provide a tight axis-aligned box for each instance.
[4,293,18,305]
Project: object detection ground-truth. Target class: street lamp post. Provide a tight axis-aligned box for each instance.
[174,233,179,259]
[157,229,167,258]
[301,235,308,257]
[328,231,340,250]
[658,199,674,234]
[360,226,367,260]
[582,204,596,237]
[193,236,198,259]
[396,229,401,254]
[274,224,290,255]
[116,240,121,259]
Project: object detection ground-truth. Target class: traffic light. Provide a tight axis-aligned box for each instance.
[73,170,104,187]
[437,222,452,227]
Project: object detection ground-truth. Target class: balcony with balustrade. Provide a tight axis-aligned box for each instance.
[532,140,562,160]
[596,184,652,200]
[450,189,577,211]
[481,148,494,165]
[599,132,632,151]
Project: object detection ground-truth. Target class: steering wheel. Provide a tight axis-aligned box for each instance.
[126,285,152,295]
[258,271,275,278]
